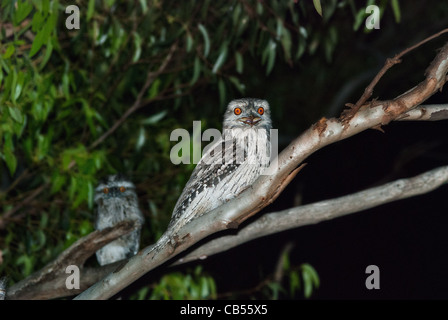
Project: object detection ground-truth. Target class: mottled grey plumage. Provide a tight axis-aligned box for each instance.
[94,174,144,266]
[163,98,272,244]
[0,276,7,300]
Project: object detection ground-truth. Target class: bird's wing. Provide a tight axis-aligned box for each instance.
[169,137,246,228]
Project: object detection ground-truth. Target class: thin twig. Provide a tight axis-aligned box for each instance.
[343,28,448,119]
[0,183,47,230]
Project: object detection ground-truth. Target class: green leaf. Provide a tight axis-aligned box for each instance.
[13,71,25,101]
[289,270,300,297]
[34,229,47,251]
[12,113,27,136]
[72,179,85,208]
[138,0,148,14]
[265,39,277,75]
[280,26,292,63]
[212,45,228,74]
[301,263,319,298]
[33,0,44,12]
[29,17,53,58]
[190,56,201,85]
[302,269,312,298]
[267,282,282,300]
[42,0,50,13]
[218,78,226,108]
[136,287,149,300]
[51,172,66,194]
[391,0,401,23]
[235,51,243,74]
[256,1,263,14]
[207,277,217,299]
[80,219,93,236]
[232,2,242,27]
[200,277,209,298]
[313,0,323,17]
[132,31,142,62]
[8,106,24,123]
[2,44,15,59]
[353,9,366,31]
[29,33,44,57]
[36,133,51,160]
[296,36,306,59]
[135,126,146,152]
[87,181,94,209]
[39,36,53,69]
[14,0,33,25]
[148,78,161,99]
[4,147,17,175]
[87,0,95,21]
[0,64,3,88]
[198,23,210,58]
[186,33,193,53]
[302,263,320,288]
[40,212,49,229]
[16,255,34,277]
[1,69,13,104]
[299,26,308,39]
[62,70,70,97]
[10,68,17,102]
[31,11,45,32]
[141,110,167,125]
[228,76,245,94]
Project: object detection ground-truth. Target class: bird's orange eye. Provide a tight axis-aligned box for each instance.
[234,107,242,115]
[257,107,264,115]
[119,186,126,192]
[103,188,109,194]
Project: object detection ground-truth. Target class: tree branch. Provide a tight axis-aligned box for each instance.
[175,165,448,264]
[0,183,47,230]
[344,28,448,117]
[7,220,137,300]
[9,164,448,300]
[397,104,448,121]
[74,38,448,300]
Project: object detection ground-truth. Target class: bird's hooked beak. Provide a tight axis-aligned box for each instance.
[238,115,261,126]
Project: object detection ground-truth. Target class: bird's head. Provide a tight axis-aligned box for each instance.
[223,98,272,131]
[94,174,137,203]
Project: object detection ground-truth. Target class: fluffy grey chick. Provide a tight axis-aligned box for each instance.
[94,174,144,266]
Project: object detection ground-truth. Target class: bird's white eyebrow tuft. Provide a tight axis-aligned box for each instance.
[115,180,136,188]
[227,99,270,110]
[228,100,248,109]
[95,180,135,191]
[95,183,107,191]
